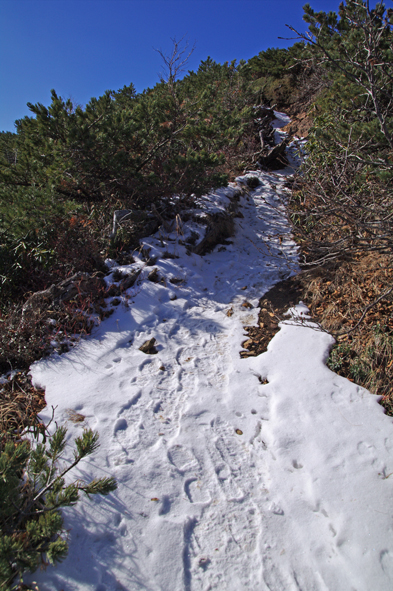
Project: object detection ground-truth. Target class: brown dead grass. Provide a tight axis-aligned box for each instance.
[302,253,393,413]
[0,373,46,447]
[302,254,393,333]
[241,252,393,415]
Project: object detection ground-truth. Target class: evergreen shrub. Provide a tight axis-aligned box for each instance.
[0,425,117,590]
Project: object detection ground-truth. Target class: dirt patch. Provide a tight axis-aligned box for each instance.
[299,254,393,413]
[282,111,312,138]
[241,254,393,416]
[240,275,304,357]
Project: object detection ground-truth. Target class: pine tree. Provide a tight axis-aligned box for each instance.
[0,426,117,589]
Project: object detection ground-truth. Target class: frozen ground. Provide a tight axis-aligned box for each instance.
[29,123,393,590]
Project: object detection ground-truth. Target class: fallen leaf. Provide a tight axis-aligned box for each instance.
[242,339,253,349]
[242,301,253,309]
[66,409,85,423]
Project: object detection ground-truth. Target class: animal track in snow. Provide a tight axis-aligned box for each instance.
[380,550,393,579]
[119,391,142,411]
[357,441,376,457]
[113,418,128,433]
[292,460,303,470]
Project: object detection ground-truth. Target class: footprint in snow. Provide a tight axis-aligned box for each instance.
[185,478,211,504]
[167,445,199,472]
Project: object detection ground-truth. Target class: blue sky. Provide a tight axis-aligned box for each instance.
[0,0,364,132]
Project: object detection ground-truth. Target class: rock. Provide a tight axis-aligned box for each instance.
[246,176,261,189]
[258,138,290,170]
[120,269,142,291]
[192,212,235,256]
[139,338,158,354]
[148,268,160,283]
[169,277,184,285]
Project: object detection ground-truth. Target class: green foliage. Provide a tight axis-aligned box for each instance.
[247,43,309,108]
[0,45,272,306]
[3,81,234,209]
[302,0,393,153]
[248,43,305,80]
[0,228,53,309]
[0,426,117,590]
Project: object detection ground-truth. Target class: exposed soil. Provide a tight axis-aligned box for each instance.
[282,111,313,138]
[241,275,304,357]
[241,253,393,416]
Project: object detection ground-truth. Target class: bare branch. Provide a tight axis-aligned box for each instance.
[154,36,196,91]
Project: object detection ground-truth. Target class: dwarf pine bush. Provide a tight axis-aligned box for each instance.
[0,426,117,590]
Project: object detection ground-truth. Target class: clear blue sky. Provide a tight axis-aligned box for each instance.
[0,0,371,132]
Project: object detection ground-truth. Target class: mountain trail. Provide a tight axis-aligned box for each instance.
[30,150,393,590]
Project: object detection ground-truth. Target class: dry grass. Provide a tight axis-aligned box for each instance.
[240,252,393,415]
[301,253,393,414]
[65,409,86,423]
[0,285,111,375]
[0,281,113,445]
[0,373,46,447]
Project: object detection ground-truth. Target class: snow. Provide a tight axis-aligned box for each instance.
[28,157,393,590]
[272,110,291,129]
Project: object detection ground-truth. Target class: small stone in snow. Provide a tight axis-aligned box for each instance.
[139,338,158,354]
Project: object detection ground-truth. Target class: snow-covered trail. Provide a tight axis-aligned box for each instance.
[30,169,393,591]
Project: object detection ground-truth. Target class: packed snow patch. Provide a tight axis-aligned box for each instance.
[29,168,393,591]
